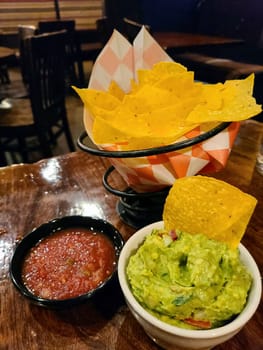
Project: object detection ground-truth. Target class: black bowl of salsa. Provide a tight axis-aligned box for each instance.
[10,216,125,308]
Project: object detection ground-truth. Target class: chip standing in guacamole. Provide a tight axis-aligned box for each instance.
[126,229,252,330]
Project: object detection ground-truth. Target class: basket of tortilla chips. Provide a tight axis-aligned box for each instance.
[73,28,261,193]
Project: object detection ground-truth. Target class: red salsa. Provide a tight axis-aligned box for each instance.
[22,228,117,300]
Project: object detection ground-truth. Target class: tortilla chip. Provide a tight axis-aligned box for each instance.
[135,61,188,90]
[108,80,125,101]
[152,61,188,75]
[92,99,199,149]
[72,86,120,112]
[153,71,198,98]
[163,175,257,249]
[186,74,262,123]
[73,62,262,151]
[92,105,151,144]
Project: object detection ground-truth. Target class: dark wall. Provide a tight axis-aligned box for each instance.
[141,0,199,32]
[104,0,142,31]
[104,0,263,45]
[196,0,263,45]
[104,0,199,32]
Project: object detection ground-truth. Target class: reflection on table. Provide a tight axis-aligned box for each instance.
[0,120,262,350]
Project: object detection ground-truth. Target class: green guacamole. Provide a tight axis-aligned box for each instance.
[126,229,252,330]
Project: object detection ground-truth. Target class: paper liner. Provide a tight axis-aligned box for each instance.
[84,27,240,192]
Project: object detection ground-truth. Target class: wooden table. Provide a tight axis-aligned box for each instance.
[1,120,263,350]
[153,31,244,53]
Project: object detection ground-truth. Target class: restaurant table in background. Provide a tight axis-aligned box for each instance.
[1,120,263,350]
[152,31,244,54]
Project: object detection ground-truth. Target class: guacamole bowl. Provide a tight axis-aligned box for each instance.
[118,221,261,350]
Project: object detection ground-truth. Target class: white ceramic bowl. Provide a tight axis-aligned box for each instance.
[118,221,262,350]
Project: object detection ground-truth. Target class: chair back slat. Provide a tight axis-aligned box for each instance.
[25,30,67,127]
[18,24,37,88]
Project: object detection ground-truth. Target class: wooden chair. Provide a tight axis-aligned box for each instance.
[0,31,75,164]
[0,32,11,84]
[0,64,10,84]
[38,20,85,87]
[17,24,37,94]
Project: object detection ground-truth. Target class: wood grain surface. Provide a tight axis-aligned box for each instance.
[0,120,262,350]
